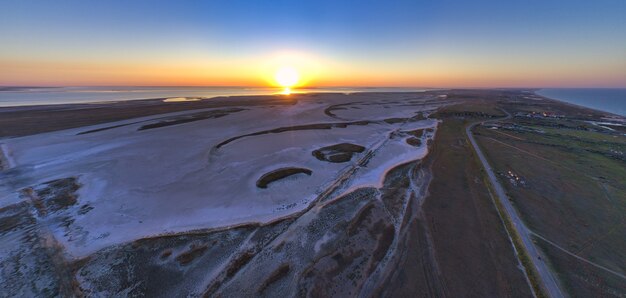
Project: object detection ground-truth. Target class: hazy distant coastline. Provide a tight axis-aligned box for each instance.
[1,87,624,117]
[0,86,62,92]
[0,86,432,107]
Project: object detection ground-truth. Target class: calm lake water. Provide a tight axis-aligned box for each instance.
[0,86,430,107]
[536,88,626,116]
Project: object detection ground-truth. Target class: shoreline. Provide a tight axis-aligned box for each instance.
[0,94,297,138]
[531,91,625,119]
[0,87,437,108]
[0,91,435,138]
[1,89,623,139]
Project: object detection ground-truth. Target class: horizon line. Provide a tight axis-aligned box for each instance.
[2,85,626,90]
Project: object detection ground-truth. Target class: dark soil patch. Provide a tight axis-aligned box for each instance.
[175,244,208,266]
[226,251,255,278]
[258,264,291,293]
[347,203,375,236]
[384,118,406,124]
[324,102,360,119]
[77,204,93,215]
[215,121,372,149]
[312,143,365,163]
[26,177,81,215]
[138,108,244,131]
[160,249,172,260]
[256,167,312,189]
[77,122,142,135]
[367,225,395,275]
[407,129,424,138]
[406,137,422,147]
[0,212,23,234]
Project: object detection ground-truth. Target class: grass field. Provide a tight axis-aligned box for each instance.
[420,100,534,296]
[473,99,626,297]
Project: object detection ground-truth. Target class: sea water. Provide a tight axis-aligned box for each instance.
[536,88,626,117]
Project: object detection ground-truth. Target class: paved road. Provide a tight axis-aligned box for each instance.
[466,111,566,298]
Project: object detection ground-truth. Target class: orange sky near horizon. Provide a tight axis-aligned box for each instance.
[2,1,625,88]
[3,51,625,88]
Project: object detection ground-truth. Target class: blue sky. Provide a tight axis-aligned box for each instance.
[1,0,625,87]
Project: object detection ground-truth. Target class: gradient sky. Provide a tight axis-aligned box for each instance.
[1,0,625,87]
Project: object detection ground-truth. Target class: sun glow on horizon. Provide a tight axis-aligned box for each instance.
[274,66,300,88]
[260,51,322,89]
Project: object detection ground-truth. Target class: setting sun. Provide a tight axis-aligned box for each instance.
[2,1,625,296]
[274,66,300,88]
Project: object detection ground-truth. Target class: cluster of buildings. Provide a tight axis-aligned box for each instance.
[483,122,545,134]
[515,111,565,119]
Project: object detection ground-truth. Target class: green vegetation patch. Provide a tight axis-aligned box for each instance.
[474,103,626,297]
